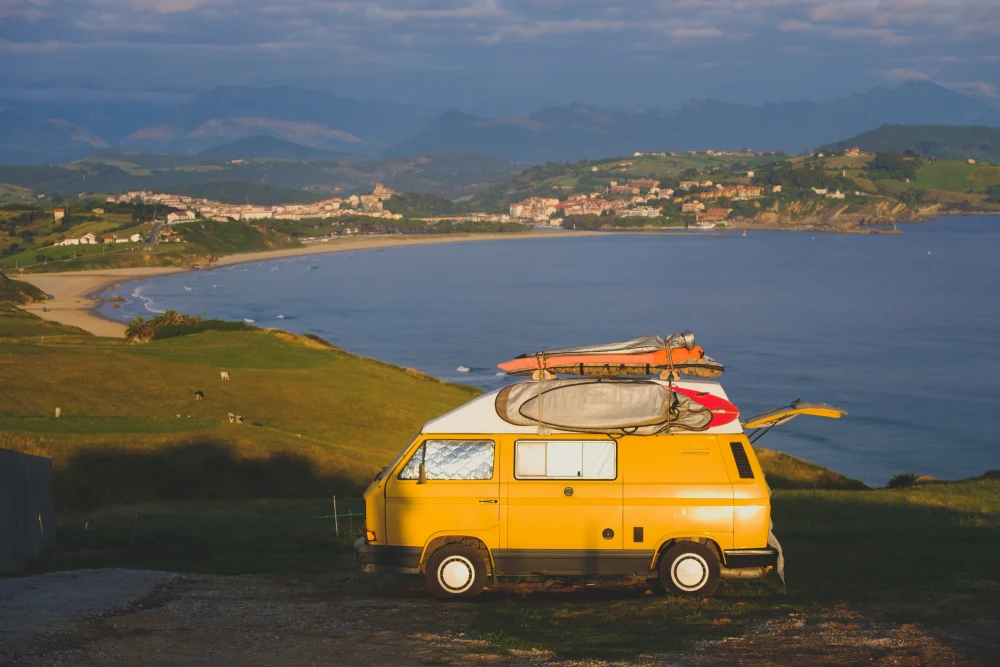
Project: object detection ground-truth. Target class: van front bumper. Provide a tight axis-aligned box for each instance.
[354,538,421,574]
[723,547,779,569]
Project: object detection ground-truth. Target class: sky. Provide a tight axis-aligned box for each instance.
[0,0,997,115]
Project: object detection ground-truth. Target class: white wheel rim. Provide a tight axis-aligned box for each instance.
[671,553,709,591]
[438,555,475,593]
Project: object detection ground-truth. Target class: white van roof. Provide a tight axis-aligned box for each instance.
[422,378,744,435]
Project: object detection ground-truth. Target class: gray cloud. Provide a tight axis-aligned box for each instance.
[0,0,995,111]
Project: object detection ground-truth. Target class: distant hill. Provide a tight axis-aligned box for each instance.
[0,106,111,164]
[119,86,435,155]
[386,82,1000,162]
[199,135,351,160]
[164,181,327,206]
[0,153,520,199]
[820,125,1000,163]
[6,81,999,166]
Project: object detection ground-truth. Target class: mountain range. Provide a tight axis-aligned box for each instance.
[387,82,1000,161]
[1,82,998,165]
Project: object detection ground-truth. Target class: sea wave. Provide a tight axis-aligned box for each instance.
[131,285,164,314]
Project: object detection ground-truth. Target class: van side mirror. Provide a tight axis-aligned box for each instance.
[418,462,426,484]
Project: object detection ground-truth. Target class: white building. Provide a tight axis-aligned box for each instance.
[619,206,662,218]
[167,210,197,224]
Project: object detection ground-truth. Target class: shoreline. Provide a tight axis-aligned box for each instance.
[12,214,977,338]
[14,232,565,337]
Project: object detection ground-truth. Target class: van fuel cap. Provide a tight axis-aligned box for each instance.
[602,528,615,540]
[564,487,574,497]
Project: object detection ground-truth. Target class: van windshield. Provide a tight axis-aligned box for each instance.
[376,435,419,481]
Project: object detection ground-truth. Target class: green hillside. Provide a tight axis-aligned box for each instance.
[821,124,1000,163]
[0,152,522,201]
[0,271,46,304]
[0,284,865,511]
[0,318,480,509]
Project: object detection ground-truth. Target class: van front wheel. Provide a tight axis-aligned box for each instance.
[658,542,720,596]
[426,543,486,600]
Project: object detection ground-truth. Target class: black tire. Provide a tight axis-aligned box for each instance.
[658,542,720,597]
[425,543,487,600]
[646,576,666,595]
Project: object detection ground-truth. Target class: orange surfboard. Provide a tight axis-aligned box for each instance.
[499,346,709,374]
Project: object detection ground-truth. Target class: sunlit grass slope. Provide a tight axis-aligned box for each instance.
[0,321,478,509]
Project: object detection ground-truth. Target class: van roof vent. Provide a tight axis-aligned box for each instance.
[729,441,755,479]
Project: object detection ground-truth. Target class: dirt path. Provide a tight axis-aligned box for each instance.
[1,572,987,666]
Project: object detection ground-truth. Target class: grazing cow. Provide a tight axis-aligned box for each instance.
[236,415,245,424]
[194,391,204,400]
[220,371,230,381]
[228,412,235,423]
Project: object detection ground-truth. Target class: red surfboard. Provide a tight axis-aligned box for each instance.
[672,386,740,427]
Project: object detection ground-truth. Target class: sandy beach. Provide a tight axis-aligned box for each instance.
[17,267,189,337]
[14,232,557,338]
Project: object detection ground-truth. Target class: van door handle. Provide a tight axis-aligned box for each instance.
[478,499,498,503]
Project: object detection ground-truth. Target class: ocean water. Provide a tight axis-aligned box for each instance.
[100,216,1000,486]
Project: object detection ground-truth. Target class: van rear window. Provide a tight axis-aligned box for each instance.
[514,440,616,480]
[399,440,495,480]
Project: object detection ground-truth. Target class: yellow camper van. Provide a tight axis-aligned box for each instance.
[356,374,843,599]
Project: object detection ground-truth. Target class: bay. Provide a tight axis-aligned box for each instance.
[100,216,1000,486]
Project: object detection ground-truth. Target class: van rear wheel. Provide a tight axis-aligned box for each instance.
[658,542,720,596]
[426,543,486,600]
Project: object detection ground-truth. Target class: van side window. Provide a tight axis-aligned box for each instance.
[514,440,616,480]
[398,440,495,480]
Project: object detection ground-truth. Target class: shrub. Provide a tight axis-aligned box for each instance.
[887,472,919,489]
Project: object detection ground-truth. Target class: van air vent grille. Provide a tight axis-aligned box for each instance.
[729,442,755,479]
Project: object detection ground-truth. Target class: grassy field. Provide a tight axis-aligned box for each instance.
[23,478,999,660]
[0,298,478,509]
[470,477,1000,659]
[886,160,1000,193]
[2,284,997,660]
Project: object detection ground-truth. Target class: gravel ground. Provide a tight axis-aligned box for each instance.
[0,569,181,664]
[0,571,990,666]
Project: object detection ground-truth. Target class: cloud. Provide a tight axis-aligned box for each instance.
[0,38,61,52]
[132,0,229,14]
[0,0,49,20]
[476,18,628,45]
[778,20,817,32]
[668,27,723,40]
[0,0,996,111]
[939,80,999,98]
[365,0,504,22]
[885,68,931,81]
[830,27,912,45]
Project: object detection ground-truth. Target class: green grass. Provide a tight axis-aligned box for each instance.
[0,274,45,304]
[175,219,300,256]
[755,447,867,489]
[24,477,996,660]
[0,315,479,510]
[471,478,1000,659]
[0,415,218,434]
[884,160,1000,193]
[32,498,364,575]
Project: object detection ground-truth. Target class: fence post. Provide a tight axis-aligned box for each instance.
[333,496,339,538]
[129,511,140,550]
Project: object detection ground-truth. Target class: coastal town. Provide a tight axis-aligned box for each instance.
[108,182,405,224]
[3,143,996,272]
